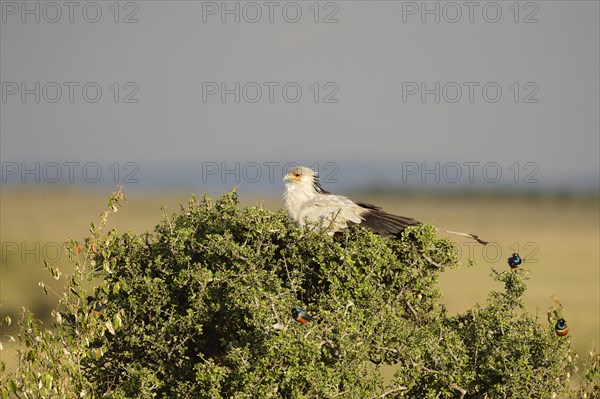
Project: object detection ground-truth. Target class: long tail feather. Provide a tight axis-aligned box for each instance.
[356,202,488,245]
[435,228,488,245]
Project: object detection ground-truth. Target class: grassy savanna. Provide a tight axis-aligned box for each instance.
[1,186,598,383]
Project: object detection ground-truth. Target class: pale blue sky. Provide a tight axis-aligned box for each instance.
[1,1,598,193]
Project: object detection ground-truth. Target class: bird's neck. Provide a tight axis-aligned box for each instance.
[283,182,318,221]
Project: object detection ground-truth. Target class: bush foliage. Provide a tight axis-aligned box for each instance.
[1,189,598,398]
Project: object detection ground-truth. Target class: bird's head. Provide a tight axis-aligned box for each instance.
[507,253,522,268]
[283,166,314,184]
[283,166,330,194]
[556,318,567,329]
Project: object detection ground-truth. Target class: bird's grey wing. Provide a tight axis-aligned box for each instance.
[298,195,364,231]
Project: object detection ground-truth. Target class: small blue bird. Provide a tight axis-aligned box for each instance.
[507,253,522,269]
[555,318,569,336]
[87,296,106,315]
[292,307,313,324]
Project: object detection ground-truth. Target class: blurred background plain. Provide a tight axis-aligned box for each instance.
[1,0,598,376]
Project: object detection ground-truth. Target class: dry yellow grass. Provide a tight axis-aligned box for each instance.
[1,186,598,377]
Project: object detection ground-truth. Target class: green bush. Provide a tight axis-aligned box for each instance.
[1,189,597,398]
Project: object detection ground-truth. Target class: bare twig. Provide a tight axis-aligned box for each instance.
[405,300,418,320]
[422,254,448,269]
[375,346,400,354]
[331,389,349,398]
[375,386,409,398]
[270,301,279,320]
[450,384,467,399]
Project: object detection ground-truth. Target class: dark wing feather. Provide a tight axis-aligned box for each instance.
[355,201,382,211]
[352,203,420,236]
[312,178,331,194]
[361,210,420,236]
[301,312,314,321]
